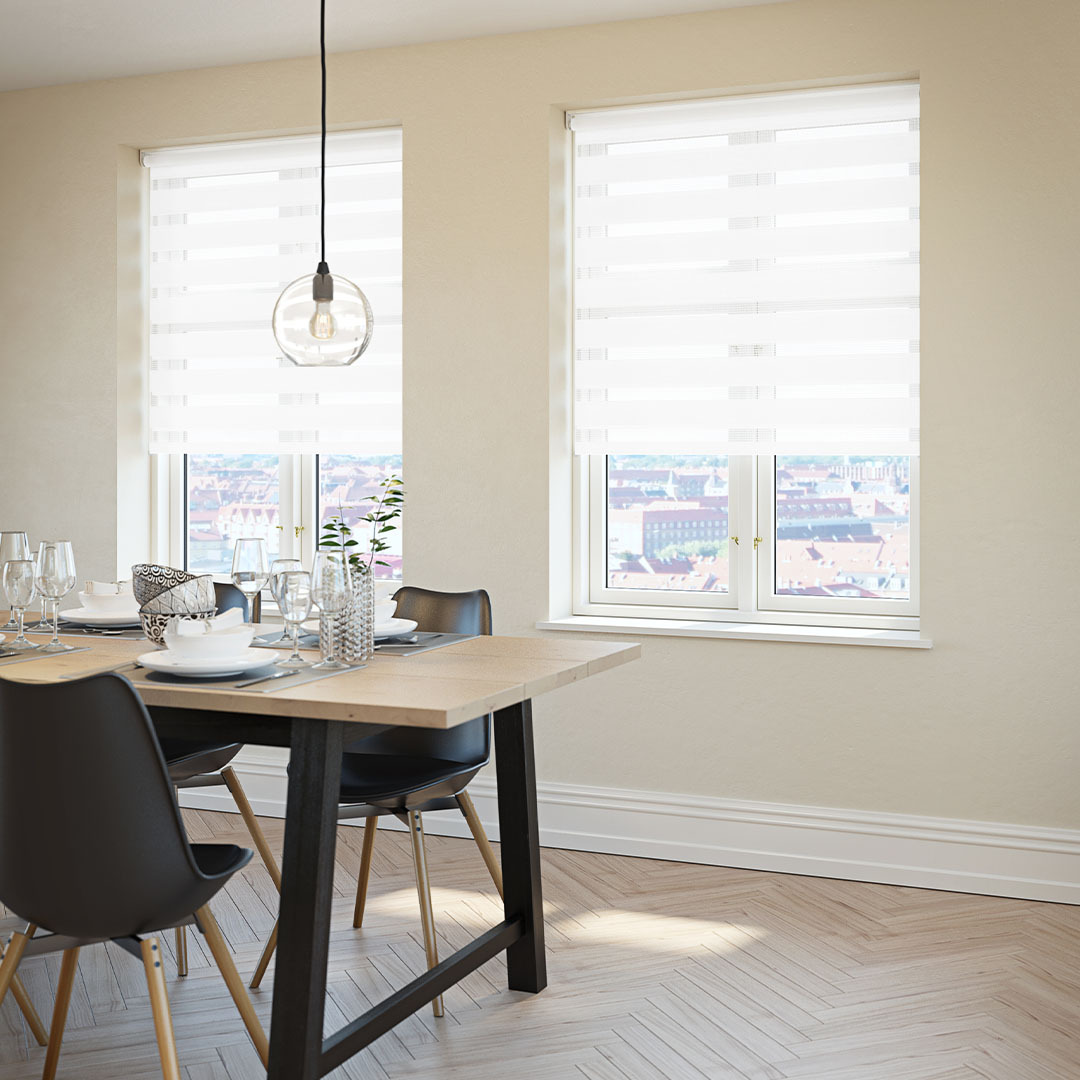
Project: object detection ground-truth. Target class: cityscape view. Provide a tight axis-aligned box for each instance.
[186,454,404,577]
[607,455,911,601]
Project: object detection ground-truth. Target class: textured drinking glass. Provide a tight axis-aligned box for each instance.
[279,570,313,667]
[311,551,351,670]
[2,560,39,651]
[0,531,30,630]
[231,538,269,622]
[35,541,77,652]
[268,558,303,643]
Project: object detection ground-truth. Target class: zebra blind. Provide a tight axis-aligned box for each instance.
[569,82,920,456]
[143,129,402,454]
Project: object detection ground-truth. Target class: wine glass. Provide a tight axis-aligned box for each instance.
[2,560,39,651]
[0,531,30,630]
[311,550,351,670]
[268,558,304,643]
[29,597,53,632]
[231,538,269,623]
[34,541,77,653]
[278,570,313,667]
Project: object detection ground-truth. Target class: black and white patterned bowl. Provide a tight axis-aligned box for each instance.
[131,564,198,607]
[139,575,217,616]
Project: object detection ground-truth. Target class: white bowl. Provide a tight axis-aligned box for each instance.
[374,601,397,623]
[78,591,139,615]
[162,621,255,660]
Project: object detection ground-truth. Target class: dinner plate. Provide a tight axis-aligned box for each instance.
[298,618,419,640]
[375,617,418,640]
[60,607,143,628]
[136,648,283,678]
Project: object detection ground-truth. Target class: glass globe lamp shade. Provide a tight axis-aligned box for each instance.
[272,272,374,367]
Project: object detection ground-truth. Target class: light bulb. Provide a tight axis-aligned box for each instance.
[309,300,337,340]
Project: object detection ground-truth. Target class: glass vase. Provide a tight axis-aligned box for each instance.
[319,568,374,664]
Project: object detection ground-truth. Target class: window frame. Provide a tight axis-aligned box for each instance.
[153,452,319,574]
[573,454,919,632]
[756,456,919,620]
[152,452,404,582]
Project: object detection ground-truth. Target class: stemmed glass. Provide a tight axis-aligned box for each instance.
[28,597,54,632]
[34,541,77,653]
[0,532,30,630]
[231,538,269,624]
[268,558,304,643]
[278,570,313,667]
[311,550,351,670]
[2,560,40,651]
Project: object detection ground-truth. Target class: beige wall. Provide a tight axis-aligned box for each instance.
[1,0,1078,827]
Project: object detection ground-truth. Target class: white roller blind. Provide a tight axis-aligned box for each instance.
[569,83,919,457]
[143,129,402,455]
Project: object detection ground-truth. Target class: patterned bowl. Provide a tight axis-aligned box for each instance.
[131,564,199,607]
[140,610,215,648]
[139,575,217,616]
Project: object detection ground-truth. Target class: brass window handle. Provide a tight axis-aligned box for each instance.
[753,536,764,550]
[729,535,739,546]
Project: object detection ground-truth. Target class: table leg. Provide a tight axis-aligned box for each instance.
[493,699,547,993]
[266,718,344,1080]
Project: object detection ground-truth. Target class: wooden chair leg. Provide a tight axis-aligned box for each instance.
[174,925,188,977]
[196,905,269,1066]
[457,790,504,898]
[249,921,277,991]
[0,925,47,1046]
[221,766,283,891]
[0,925,36,1010]
[42,948,80,1080]
[406,810,443,1018]
[11,975,48,1046]
[352,816,378,928]
[141,938,181,1080]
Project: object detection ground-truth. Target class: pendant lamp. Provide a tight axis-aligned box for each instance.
[272,0,373,367]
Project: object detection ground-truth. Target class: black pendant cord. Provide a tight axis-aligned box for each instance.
[319,0,327,269]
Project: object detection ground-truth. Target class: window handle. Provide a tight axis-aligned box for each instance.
[753,536,765,551]
[729,535,739,546]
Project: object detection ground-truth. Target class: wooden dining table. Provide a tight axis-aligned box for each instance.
[0,628,640,1079]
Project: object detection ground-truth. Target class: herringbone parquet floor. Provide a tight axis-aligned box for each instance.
[2,808,1079,1079]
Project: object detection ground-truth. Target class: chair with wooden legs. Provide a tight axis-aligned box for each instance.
[0,673,268,1079]
[153,581,282,978]
[250,587,503,1018]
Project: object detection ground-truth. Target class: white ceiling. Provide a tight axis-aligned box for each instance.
[0,0,791,93]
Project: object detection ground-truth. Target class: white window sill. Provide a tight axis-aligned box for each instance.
[537,616,932,649]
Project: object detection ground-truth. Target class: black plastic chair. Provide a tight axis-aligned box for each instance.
[250,588,503,1017]
[154,580,282,979]
[0,674,268,1078]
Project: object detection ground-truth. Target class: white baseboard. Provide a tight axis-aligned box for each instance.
[179,753,1080,905]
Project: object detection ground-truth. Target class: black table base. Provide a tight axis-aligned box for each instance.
[153,699,547,1079]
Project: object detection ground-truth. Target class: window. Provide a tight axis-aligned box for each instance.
[185,454,282,573]
[145,129,403,575]
[570,83,919,629]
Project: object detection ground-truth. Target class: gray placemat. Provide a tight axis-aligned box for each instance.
[375,631,476,656]
[253,630,319,650]
[57,624,147,641]
[124,660,365,694]
[0,647,92,667]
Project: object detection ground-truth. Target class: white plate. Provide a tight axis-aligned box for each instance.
[375,617,418,640]
[136,648,283,678]
[298,617,419,640]
[60,608,142,628]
